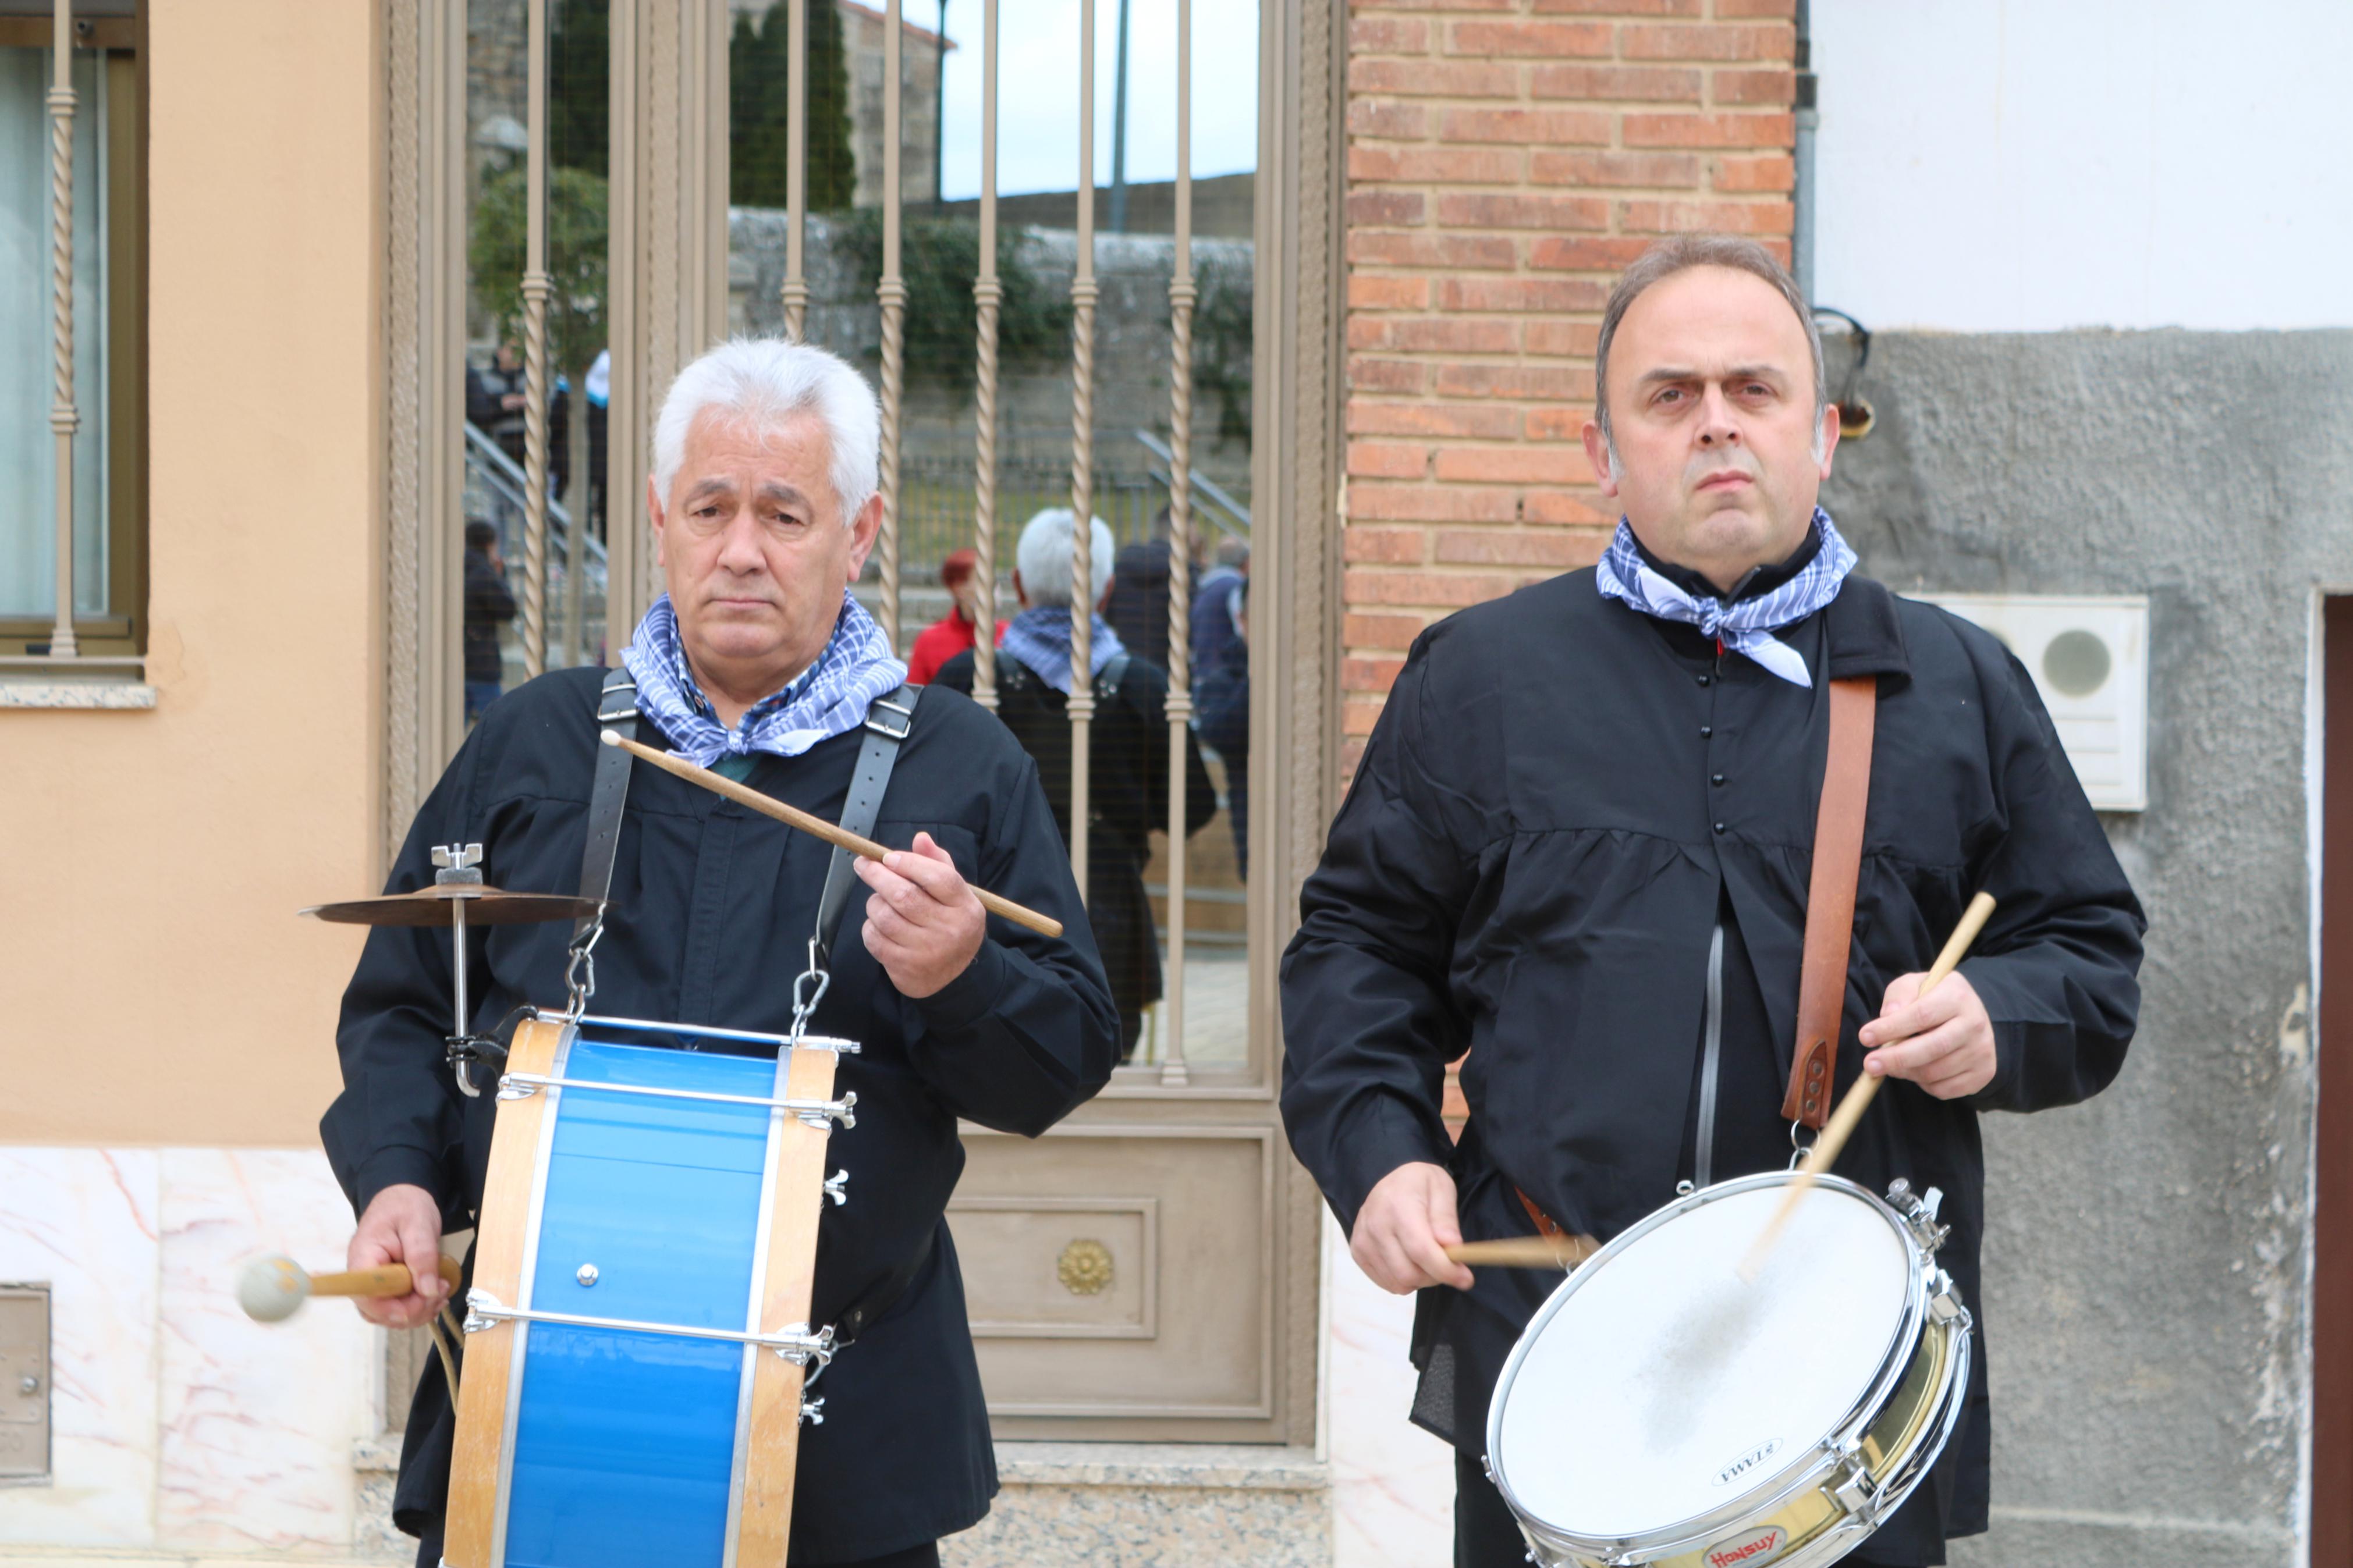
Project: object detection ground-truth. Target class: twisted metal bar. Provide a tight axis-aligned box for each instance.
[1159,0,1195,1086]
[519,0,551,678]
[875,0,905,654]
[969,0,1000,711]
[877,279,906,652]
[971,279,1002,710]
[781,0,808,341]
[45,0,75,656]
[1066,0,1098,893]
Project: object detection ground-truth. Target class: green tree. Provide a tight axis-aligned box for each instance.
[838,210,1073,396]
[471,164,611,392]
[732,2,856,211]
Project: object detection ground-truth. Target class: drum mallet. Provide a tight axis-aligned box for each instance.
[237,1254,463,1324]
[600,731,1066,939]
[1740,891,1997,1283]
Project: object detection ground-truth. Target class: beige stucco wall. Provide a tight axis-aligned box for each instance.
[0,0,384,1147]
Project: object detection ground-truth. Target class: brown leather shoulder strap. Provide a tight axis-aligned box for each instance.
[1781,675,1878,1128]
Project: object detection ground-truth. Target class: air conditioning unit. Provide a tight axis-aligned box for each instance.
[1912,595,2149,813]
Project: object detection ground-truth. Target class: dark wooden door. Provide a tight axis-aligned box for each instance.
[2315,598,2353,1565]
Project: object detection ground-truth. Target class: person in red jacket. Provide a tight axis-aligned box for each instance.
[907,548,1006,684]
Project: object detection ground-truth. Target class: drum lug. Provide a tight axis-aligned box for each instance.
[1830,1439,1880,1524]
[1479,1453,1495,1485]
[822,1169,850,1208]
[801,1090,857,1132]
[1928,1269,1972,1330]
[1885,1179,1951,1253]
[773,1322,837,1368]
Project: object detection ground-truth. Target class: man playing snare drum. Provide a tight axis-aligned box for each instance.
[324,339,1120,1567]
[1279,236,2143,1567]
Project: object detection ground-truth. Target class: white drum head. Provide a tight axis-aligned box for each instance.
[1493,1181,1911,1541]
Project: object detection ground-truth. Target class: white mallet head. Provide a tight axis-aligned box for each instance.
[237,1254,310,1323]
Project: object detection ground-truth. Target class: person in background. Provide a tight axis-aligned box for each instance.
[906,548,1005,685]
[934,509,1215,1060]
[584,347,611,538]
[1190,536,1247,682]
[1194,574,1249,881]
[461,519,516,723]
[464,340,570,500]
[1105,538,1175,672]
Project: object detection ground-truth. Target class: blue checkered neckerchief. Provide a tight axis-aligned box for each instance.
[1593,507,1857,687]
[621,589,908,767]
[999,605,1127,696]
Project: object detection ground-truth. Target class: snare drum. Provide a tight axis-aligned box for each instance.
[443,1012,857,1568]
[1485,1172,1972,1568]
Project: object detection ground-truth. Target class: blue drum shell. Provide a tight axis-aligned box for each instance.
[499,1037,782,1567]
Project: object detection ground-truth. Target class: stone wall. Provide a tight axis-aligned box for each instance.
[729,208,1257,554]
[1818,327,2351,1568]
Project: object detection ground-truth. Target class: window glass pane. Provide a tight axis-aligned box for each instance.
[0,45,107,620]
[726,0,1258,1075]
[462,0,610,726]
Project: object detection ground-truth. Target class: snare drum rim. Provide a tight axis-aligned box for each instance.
[1484,1171,1932,1559]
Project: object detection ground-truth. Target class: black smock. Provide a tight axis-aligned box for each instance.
[320,666,1120,1563]
[1279,567,2144,1566]
[931,647,1215,1054]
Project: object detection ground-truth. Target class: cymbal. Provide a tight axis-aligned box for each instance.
[301,886,606,927]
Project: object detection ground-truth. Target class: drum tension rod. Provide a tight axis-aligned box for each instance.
[493,1072,858,1131]
[460,1289,837,1367]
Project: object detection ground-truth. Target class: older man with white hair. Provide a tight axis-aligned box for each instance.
[935,507,1213,1059]
[322,339,1119,1568]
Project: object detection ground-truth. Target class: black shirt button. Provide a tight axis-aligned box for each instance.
[1699,725,1713,738]
[1696,674,1712,687]
[1712,822,1727,834]
[1712,773,1726,786]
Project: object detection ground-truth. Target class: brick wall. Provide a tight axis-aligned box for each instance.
[1341,0,1797,770]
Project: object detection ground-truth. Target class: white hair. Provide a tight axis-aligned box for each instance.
[651,337,880,526]
[1016,508,1115,609]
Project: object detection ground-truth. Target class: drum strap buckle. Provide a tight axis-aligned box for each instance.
[1787,1118,1816,1171]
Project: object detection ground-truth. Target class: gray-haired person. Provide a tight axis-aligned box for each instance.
[935,507,1215,1060]
[324,338,1120,1567]
[1279,237,2143,1567]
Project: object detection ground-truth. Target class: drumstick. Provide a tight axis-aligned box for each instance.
[1739,891,1997,1282]
[237,1253,464,1323]
[599,731,1066,939]
[1445,1234,1602,1271]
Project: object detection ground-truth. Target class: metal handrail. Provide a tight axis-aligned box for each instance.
[464,422,604,571]
[1131,429,1250,543]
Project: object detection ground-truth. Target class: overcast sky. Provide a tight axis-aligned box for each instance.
[931,0,1261,201]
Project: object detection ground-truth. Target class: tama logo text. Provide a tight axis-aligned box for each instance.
[1712,1438,1783,1487]
[1702,1526,1787,1568]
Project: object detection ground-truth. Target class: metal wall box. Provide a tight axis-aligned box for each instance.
[1915,594,2150,812]
[0,1284,49,1484]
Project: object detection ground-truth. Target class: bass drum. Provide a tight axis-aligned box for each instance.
[1485,1172,1971,1568]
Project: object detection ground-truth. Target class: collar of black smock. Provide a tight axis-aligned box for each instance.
[1819,573,1911,688]
[1624,523,1911,689]
[1629,523,1822,606]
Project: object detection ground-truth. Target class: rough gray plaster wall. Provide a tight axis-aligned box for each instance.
[1818,328,2353,1567]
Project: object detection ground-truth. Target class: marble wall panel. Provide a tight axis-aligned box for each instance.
[154,1148,375,1552]
[0,1149,161,1548]
[943,1443,1332,1568]
[1323,1210,1455,1568]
